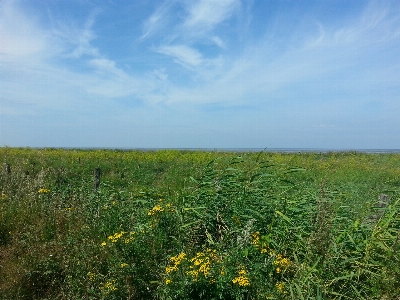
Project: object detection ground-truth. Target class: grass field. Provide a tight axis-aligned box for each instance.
[0,148,399,299]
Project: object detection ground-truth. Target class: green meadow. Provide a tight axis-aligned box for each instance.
[0,148,399,299]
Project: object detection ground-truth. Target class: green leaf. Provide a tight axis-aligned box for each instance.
[374,241,390,252]
[242,248,249,257]
[180,220,201,228]
[286,168,306,173]
[205,230,215,245]
[275,210,293,225]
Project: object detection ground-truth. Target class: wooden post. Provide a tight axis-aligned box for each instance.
[369,194,390,224]
[94,168,101,190]
[378,193,389,209]
[4,163,11,175]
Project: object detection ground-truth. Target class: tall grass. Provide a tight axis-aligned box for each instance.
[0,148,399,299]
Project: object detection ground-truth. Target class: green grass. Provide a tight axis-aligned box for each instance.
[0,148,399,299]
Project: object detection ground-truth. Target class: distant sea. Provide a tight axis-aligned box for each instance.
[57,147,400,154]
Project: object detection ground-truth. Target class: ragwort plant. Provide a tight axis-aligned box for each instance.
[155,157,299,299]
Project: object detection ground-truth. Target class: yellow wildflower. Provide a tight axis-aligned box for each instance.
[165,252,186,274]
[252,232,270,253]
[198,260,211,276]
[166,266,178,274]
[87,272,96,281]
[166,203,174,211]
[165,278,172,284]
[148,205,164,216]
[120,263,128,268]
[123,231,135,244]
[232,268,250,286]
[107,231,126,243]
[100,279,117,294]
[192,258,203,266]
[276,281,285,292]
[273,254,291,269]
[232,275,250,286]
[252,232,260,245]
[170,252,186,265]
[101,241,107,247]
[186,269,199,280]
[38,188,50,194]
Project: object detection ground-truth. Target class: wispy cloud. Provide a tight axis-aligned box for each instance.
[0,1,48,60]
[53,9,102,58]
[211,36,226,48]
[89,58,125,76]
[183,0,239,30]
[140,0,239,70]
[140,1,178,40]
[155,45,203,68]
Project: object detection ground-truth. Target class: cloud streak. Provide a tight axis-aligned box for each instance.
[155,45,203,68]
[183,0,239,30]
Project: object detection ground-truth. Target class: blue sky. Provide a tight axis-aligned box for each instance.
[1,0,400,149]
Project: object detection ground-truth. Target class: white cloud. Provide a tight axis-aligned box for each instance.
[140,1,177,40]
[156,45,203,67]
[183,0,239,30]
[211,36,226,48]
[89,58,125,76]
[54,10,101,58]
[0,0,48,60]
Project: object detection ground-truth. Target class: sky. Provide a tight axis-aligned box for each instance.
[1,0,400,149]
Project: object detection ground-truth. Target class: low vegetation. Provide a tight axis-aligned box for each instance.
[0,148,399,299]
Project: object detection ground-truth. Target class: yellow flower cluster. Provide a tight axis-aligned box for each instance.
[165,252,186,283]
[87,271,96,282]
[108,231,126,243]
[38,188,50,193]
[165,252,186,274]
[186,249,219,281]
[275,281,285,292]
[232,269,250,287]
[100,279,117,294]
[103,201,118,210]
[1,192,7,200]
[101,231,135,246]
[165,203,174,211]
[273,254,291,273]
[148,205,164,216]
[120,263,128,268]
[251,232,271,254]
[148,199,175,216]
